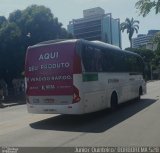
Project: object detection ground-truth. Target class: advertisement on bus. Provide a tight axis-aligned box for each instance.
[25,43,75,97]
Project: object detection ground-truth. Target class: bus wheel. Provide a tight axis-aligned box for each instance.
[110,92,118,111]
[138,87,143,101]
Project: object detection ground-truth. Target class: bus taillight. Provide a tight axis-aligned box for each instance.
[73,85,81,103]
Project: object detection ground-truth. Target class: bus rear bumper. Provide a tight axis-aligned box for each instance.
[27,103,84,114]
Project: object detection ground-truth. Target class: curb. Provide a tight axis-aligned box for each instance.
[0,103,18,108]
[0,101,26,109]
[147,80,159,83]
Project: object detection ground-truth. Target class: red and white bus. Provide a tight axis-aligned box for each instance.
[25,39,146,114]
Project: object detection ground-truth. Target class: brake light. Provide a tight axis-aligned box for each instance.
[72,85,81,103]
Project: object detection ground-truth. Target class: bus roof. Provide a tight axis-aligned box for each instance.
[81,40,141,58]
[91,40,121,50]
[30,39,79,48]
[28,39,141,58]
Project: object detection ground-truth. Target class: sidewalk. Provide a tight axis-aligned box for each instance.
[0,94,26,108]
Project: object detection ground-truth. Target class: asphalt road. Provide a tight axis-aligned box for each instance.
[0,81,160,147]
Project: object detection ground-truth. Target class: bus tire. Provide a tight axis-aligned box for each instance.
[110,92,118,111]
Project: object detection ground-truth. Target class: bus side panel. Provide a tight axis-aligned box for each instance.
[75,73,108,113]
[77,73,133,113]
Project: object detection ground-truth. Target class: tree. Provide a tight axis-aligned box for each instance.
[0,23,22,84]
[125,47,155,80]
[125,47,154,63]
[135,0,160,17]
[121,18,140,48]
[152,32,160,71]
[8,5,64,45]
[0,16,7,29]
[153,32,160,52]
[0,5,72,86]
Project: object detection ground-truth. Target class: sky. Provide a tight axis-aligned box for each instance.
[0,0,160,49]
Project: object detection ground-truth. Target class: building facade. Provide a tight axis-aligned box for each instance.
[67,7,121,48]
[132,30,160,50]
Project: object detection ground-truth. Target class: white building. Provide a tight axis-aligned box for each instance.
[132,30,160,50]
[68,7,121,48]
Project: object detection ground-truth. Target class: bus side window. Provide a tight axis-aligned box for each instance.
[82,45,95,72]
[113,51,126,72]
[94,48,103,72]
[125,53,133,72]
[101,51,109,72]
[101,49,115,72]
[108,50,117,72]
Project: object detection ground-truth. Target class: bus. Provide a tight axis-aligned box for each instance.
[25,39,146,114]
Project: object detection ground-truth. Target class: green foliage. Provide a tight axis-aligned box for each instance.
[125,47,154,63]
[0,16,7,29]
[152,32,160,72]
[153,32,160,53]
[8,5,66,45]
[125,48,160,80]
[0,5,72,86]
[0,23,21,43]
[134,0,160,79]
[135,0,160,17]
[0,23,22,84]
[121,18,139,47]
